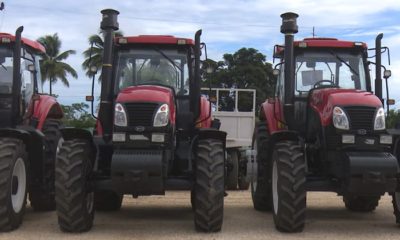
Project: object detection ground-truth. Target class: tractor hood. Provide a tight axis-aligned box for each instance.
[116,85,176,124]
[309,88,382,127]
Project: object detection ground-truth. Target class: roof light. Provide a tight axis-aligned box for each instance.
[298,42,307,48]
[177,39,186,45]
[354,42,363,46]
[118,38,128,44]
[1,37,11,43]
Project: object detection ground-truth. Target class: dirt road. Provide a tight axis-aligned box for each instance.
[0,191,399,240]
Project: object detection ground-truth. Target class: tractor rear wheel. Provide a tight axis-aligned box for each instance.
[226,149,239,190]
[392,192,400,224]
[55,139,94,233]
[193,139,225,232]
[251,122,272,211]
[0,138,28,232]
[94,191,123,211]
[343,194,380,212]
[271,141,306,233]
[29,119,62,211]
[238,152,250,190]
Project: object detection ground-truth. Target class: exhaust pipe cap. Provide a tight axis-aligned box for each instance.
[101,9,120,31]
[280,12,299,34]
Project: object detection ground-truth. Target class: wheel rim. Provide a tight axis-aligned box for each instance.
[11,157,26,213]
[56,138,64,154]
[395,192,400,210]
[272,159,278,214]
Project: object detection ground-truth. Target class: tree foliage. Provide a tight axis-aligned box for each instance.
[201,47,275,111]
[387,109,400,129]
[82,30,123,81]
[37,33,78,95]
[61,103,95,129]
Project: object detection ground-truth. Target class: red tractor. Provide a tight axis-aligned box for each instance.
[0,27,63,231]
[55,9,226,233]
[249,12,400,232]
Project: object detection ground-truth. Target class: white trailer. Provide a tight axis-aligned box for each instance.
[202,88,256,190]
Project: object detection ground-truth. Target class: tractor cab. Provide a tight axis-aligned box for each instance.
[0,31,45,127]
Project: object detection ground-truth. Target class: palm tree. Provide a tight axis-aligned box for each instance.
[82,30,123,81]
[37,33,78,95]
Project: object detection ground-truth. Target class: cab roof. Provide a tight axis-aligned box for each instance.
[275,37,367,56]
[0,32,45,53]
[115,35,194,46]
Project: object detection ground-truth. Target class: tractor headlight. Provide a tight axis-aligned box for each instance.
[114,103,127,127]
[333,106,349,130]
[153,104,169,127]
[374,107,385,130]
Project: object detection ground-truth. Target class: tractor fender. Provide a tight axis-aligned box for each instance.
[33,95,63,131]
[196,96,212,128]
[197,128,227,144]
[0,128,32,144]
[60,127,93,142]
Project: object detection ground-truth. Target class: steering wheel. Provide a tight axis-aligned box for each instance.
[313,80,337,89]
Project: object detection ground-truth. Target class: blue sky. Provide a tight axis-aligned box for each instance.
[2,0,400,108]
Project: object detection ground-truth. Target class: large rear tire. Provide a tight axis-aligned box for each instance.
[55,139,94,233]
[94,191,123,211]
[251,122,272,211]
[226,149,239,190]
[392,192,400,224]
[271,141,306,233]
[0,138,28,232]
[30,119,62,211]
[343,194,380,212]
[193,139,225,232]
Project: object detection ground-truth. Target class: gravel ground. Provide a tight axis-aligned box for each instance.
[0,191,399,240]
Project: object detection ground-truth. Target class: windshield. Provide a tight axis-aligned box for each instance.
[0,46,13,94]
[295,50,367,95]
[115,47,190,95]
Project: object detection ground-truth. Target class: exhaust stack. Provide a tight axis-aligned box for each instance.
[11,26,24,126]
[280,12,298,127]
[192,29,202,119]
[375,33,383,102]
[98,9,119,141]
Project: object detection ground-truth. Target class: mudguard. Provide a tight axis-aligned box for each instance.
[33,95,63,130]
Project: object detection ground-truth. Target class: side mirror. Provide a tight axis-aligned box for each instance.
[90,65,98,74]
[388,99,395,105]
[273,69,280,76]
[86,95,94,102]
[384,69,391,78]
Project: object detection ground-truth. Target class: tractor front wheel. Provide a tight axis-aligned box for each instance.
[271,141,306,233]
[343,194,380,212]
[193,139,225,232]
[0,138,28,231]
[94,191,123,211]
[55,139,94,233]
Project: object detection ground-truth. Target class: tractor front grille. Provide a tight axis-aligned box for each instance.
[344,106,376,131]
[124,102,159,127]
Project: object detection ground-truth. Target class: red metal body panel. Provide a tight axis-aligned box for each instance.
[309,88,382,127]
[196,96,212,128]
[32,95,63,130]
[197,96,211,128]
[275,38,367,55]
[262,98,286,134]
[0,32,46,53]
[116,35,194,46]
[116,85,176,124]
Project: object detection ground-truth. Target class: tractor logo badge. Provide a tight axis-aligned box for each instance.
[135,126,145,132]
[357,129,367,135]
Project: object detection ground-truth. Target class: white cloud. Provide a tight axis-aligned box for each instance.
[0,0,399,105]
